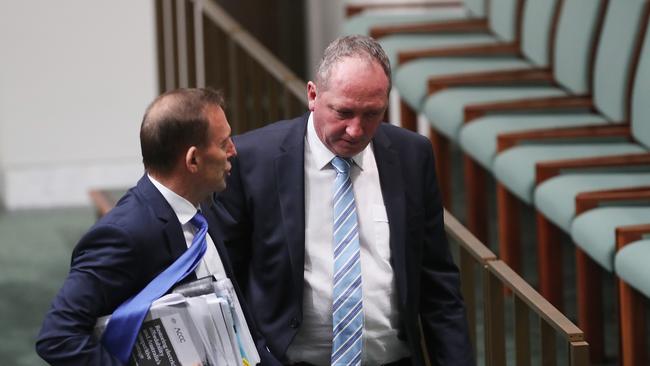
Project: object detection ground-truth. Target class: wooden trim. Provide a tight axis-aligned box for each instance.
[443,208,497,262]
[428,68,552,95]
[546,0,564,72]
[586,0,609,93]
[570,341,590,366]
[535,152,650,184]
[89,190,117,218]
[624,1,650,122]
[488,260,584,340]
[372,18,488,39]
[496,124,631,153]
[345,1,463,18]
[464,95,593,123]
[575,186,650,215]
[616,223,650,249]
[398,39,511,64]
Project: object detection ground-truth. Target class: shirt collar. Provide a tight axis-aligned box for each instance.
[148,174,199,225]
[306,112,368,171]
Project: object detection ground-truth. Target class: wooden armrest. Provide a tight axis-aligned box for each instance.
[371,18,488,40]
[398,41,514,64]
[575,186,650,214]
[346,1,463,17]
[536,153,650,184]
[428,68,552,95]
[497,125,631,153]
[616,223,650,249]
[464,96,594,123]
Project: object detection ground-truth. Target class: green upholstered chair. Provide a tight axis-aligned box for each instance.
[567,188,650,362]
[613,222,650,365]
[482,5,650,360]
[387,0,564,208]
[341,0,484,37]
[490,0,650,298]
[375,0,515,68]
[407,0,608,237]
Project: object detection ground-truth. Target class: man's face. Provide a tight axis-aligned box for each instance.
[308,57,389,157]
[196,105,237,193]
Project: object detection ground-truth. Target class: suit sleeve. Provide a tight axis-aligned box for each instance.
[36,224,143,366]
[419,142,475,366]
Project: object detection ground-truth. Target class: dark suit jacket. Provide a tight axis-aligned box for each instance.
[36,175,280,366]
[213,114,474,366]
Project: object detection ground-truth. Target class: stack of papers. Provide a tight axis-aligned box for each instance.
[95,278,260,366]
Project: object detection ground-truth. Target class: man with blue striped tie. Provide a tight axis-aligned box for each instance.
[214,36,474,366]
[36,88,281,366]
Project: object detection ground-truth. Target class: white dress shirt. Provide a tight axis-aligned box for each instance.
[148,175,226,280]
[285,114,410,365]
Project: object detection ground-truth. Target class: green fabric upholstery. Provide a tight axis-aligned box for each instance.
[459,112,608,170]
[395,57,530,109]
[341,8,469,36]
[571,207,650,272]
[394,0,564,110]
[519,0,560,67]
[488,0,519,42]
[615,239,650,298]
[380,34,499,71]
[630,6,650,149]
[552,0,604,94]
[592,0,648,122]
[492,143,647,204]
[423,86,566,139]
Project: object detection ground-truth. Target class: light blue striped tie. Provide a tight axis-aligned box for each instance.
[331,156,363,366]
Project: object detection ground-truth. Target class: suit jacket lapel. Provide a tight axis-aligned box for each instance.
[136,175,188,261]
[274,115,308,297]
[373,127,408,305]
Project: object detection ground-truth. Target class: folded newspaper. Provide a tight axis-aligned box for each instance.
[94,277,260,366]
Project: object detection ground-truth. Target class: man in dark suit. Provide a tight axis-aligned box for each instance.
[36,88,280,365]
[213,36,473,365]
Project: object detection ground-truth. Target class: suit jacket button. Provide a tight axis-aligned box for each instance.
[289,318,300,328]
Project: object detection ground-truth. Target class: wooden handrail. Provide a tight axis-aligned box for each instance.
[202,1,305,102]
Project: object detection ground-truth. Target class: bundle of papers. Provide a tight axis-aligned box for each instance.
[94,277,260,366]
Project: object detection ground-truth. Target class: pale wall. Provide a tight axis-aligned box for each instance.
[0,0,158,209]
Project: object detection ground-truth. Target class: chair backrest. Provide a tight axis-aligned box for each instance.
[552,0,606,95]
[465,0,486,17]
[632,16,650,148]
[592,0,649,122]
[488,0,520,42]
[518,0,561,67]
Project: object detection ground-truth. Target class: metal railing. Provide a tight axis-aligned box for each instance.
[154,1,590,364]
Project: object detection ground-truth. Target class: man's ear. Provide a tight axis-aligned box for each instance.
[307,81,317,112]
[185,146,199,173]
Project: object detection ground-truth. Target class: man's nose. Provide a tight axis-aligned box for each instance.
[346,119,364,139]
[227,139,237,157]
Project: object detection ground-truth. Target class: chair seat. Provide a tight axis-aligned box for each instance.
[536,173,650,233]
[342,8,469,36]
[380,33,499,70]
[615,239,650,298]
[459,112,609,170]
[493,143,647,204]
[394,56,529,109]
[571,207,650,272]
[424,86,567,139]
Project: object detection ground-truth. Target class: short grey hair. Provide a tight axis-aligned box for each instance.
[315,35,391,92]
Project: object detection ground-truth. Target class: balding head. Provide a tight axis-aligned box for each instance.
[140,88,225,175]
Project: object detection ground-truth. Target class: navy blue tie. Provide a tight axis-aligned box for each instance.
[102,212,208,363]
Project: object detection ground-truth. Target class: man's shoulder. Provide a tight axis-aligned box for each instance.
[234,114,307,146]
[377,123,431,151]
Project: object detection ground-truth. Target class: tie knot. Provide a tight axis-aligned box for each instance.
[331,156,352,175]
[190,211,207,230]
